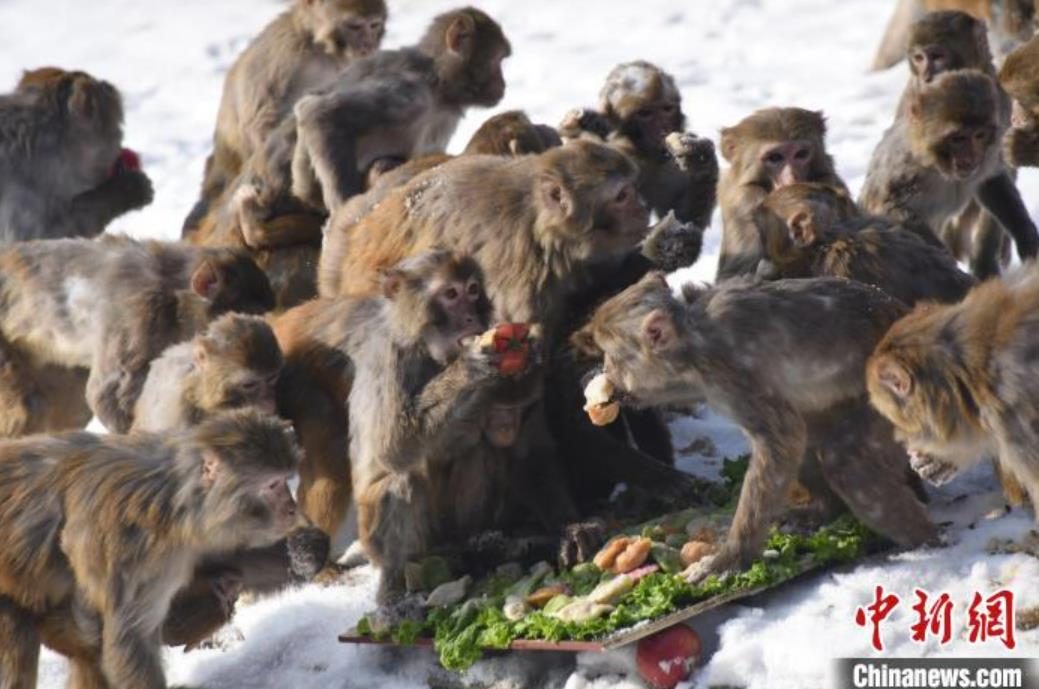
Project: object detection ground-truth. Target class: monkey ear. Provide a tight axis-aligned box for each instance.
[538,177,573,221]
[445,12,476,56]
[201,451,222,488]
[787,211,816,247]
[67,78,99,121]
[640,309,675,353]
[192,341,209,368]
[379,269,405,300]
[875,357,913,399]
[190,261,223,301]
[570,326,602,359]
[719,127,737,163]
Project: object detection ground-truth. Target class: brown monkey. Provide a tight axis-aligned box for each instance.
[183,0,388,234]
[715,107,848,281]
[558,60,719,229]
[0,409,301,689]
[465,109,562,156]
[860,70,1039,274]
[0,67,152,242]
[756,182,976,305]
[572,273,939,582]
[999,34,1039,167]
[0,236,275,437]
[872,0,1036,71]
[132,313,283,432]
[291,7,511,211]
[867,266,1039,509]
[345,252,575,604]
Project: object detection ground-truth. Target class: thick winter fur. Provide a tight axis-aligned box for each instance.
[1000,35,1039,167]
[573,273,938,582]
[0,67,152,241]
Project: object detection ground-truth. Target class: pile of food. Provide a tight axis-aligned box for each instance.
[353,457,877,671]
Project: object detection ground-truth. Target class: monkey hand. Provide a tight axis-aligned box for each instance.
[665,132,718,176]
[473,323,541,377]
[909,451,959,486]
[558,519,608,569]
[1004,125,1039,169]
[110,168,155,211]
[287,526,331,580]
[558,108,613,142]
[642,210,703,271]
[680,541,739,585]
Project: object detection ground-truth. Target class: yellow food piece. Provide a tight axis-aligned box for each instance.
[526,584,568,609]
[593,537,632,570]
[586,401,620,426]
[613,537,652,574]
[680,540,716,567]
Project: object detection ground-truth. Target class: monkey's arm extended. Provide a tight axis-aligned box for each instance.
[66,169,154,238]
[292,78,428,211]
[976,172,1039,260]
[666,133,720,228]
[685,388,806,583]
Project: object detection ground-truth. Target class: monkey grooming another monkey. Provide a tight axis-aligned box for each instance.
[999,34,1039,167]
[183,0,388,234]
[868,266,1039,510]
[559,60,719,229]
[756,182,976,305]
[292,6,511,211]
[0,409,302,689]
[572,273,939,583]
[716,107,848,281]
[0,236,275,437]
[860,69,1039,270]
[0,67,153,242]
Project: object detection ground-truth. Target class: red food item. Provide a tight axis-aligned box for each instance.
[636,625,701,689]
[109,147,141,177]
[493,323,531,375]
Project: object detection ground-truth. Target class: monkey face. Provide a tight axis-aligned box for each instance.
[626,101,683,152]
[933,125,995,179]
[195,252,277,317]
[759,140,815,188]
[313,2,386,58]
[422,274,490,364]
[910,45,953,83]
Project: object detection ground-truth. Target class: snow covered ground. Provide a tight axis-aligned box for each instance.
[4,0,1039,686]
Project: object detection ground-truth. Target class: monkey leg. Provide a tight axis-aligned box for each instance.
[0,597,39,689]
[356,472,432,604]
[969,210,1011,280]
[68,659,111,689]
[816,404,939,548]
[293,403,352,541]
[0,339,41,438]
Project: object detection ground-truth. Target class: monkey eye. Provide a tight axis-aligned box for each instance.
[443,287,459,301]
[615,187,630,204]
[764,151,784,164]
[972,129,990,143]
[466,281,481,297]
[912,53,926,62]
[369,20,383,30]
[794,148,811,161]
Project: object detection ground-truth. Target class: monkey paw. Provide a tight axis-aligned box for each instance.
[114,169,155,210]
[642,210,703,272]
[680,547,737,585]
[665,132,718,174]
[558,519,608,569]
[287,527,331,580]
[909,452,959,486]
[558,108,613,141]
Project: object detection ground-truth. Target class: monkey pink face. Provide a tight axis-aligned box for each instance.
[760,141,814,188]
[202,452,299,546]
[228,371,280,415]
[935,125,995,179]
[313,3,386,58]
[585,179,650,257]
[256,472,299,534]
[339,13,386,59]
[426,274,490,363]
[911,45,952,83]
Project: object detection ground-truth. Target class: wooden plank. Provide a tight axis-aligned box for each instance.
[338,630,606,652]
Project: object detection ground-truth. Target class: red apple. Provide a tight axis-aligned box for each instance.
[109,147,141,177]
[636,625,701,689]
[492,323,531,376]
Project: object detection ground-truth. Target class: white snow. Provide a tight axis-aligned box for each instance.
[4,0,1039,687]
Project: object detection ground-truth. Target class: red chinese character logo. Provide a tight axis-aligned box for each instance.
[910,588,954,644]
[855,585,901,651]
[967,589,1016,650]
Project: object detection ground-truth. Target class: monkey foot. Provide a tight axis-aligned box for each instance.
[908,451,959,486]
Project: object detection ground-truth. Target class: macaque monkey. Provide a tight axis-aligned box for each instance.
[0,67,152,242]
[572,273,939,583]
[860,70,1039,273]
[715,107,848,281]
[0,409,302,689]
[346,252,569,604]
[132,313,283,432]
[999,34,1039,167]
[0,236,275,437]
[292,6,511,211]
[868,266,1039,510]
[756,182,976,305]
[559,60,719,229]
[872,0,1037,71]
[183,0,388,233]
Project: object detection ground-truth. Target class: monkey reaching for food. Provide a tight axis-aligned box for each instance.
[0,236,274,437]
[182,0,388,234]
[0,67,152,242]
[715,107,848,281]
[572,272,939,583]
[559,60,718,229]
[860,69,1039,272]
[755,182,976,305]
[999,34,1039,167]
[868,266,1039,510]
[0,409,302,689]
[291,7,511,211]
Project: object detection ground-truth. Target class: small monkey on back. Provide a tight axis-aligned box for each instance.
[999,34,1039,168]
